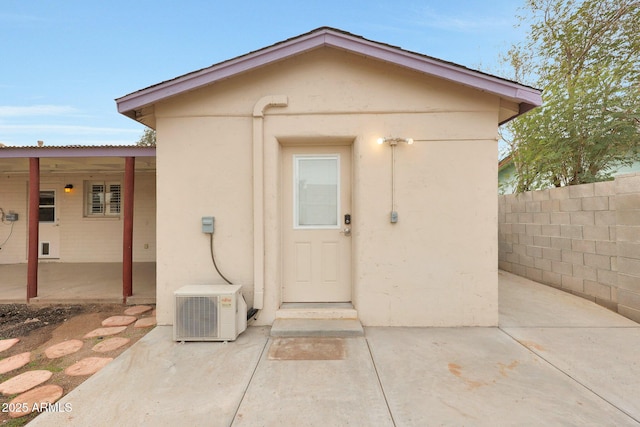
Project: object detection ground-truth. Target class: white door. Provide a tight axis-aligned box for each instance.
[38,189,60,259]
[282,145,352,302]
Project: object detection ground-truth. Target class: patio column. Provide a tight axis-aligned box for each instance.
[27,157,40,301]
[122,156,135,302]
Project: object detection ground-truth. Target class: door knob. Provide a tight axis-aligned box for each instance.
[340,227,351,236]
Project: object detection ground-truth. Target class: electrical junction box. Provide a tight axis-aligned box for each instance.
[202,216,214,234]
[5,212,18,222]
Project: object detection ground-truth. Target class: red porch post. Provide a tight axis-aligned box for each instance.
[27,157,40,301]
[123,157,135,303]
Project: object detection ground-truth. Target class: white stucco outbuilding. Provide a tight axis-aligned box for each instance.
[117,27,541,327]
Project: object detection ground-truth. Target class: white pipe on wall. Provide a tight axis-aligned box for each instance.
[252,95,288,309]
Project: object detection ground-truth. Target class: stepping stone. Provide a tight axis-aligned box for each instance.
[124,305,153,316]
[134,317,157,328]
[92,337,130,353]
[0,352,31,375]
[0,338,20,353]
[83,326,127,339]
[44,339,84,359]
[64,357,113,376]
[8,384,63,418]
[101,315,136,327]
[0,370,53,396]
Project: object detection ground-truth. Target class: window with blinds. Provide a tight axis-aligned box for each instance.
[85,181,121,217]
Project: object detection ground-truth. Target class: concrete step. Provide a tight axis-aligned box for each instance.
[275,302,358,320]
[270,318,364,338]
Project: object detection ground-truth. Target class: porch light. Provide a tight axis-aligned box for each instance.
[376,136,414,223]
[64,184,74,193]
[377,137,413,145]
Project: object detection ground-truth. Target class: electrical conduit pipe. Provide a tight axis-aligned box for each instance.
[252,95,288,309]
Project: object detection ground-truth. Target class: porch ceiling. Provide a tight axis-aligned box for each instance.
[0,156,156,174]
[0,146,156,174]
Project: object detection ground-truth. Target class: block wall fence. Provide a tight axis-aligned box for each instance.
[498,172,640,323]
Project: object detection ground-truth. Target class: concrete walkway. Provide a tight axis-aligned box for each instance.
[30,271,640,426]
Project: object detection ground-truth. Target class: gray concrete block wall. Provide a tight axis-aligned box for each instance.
[498,173,640,322]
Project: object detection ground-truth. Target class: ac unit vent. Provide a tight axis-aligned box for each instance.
[175,295,219,340]
[173,285,247,342]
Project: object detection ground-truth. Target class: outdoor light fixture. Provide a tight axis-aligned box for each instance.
[376,136,414,223]
[64,184,74,193]
[377,137,414,145]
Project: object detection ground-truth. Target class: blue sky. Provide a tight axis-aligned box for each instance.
[0,0,526,147]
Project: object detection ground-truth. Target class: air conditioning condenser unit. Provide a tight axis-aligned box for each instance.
[174,284,247,341]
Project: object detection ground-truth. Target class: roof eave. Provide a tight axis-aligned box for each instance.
[116,28,542,122]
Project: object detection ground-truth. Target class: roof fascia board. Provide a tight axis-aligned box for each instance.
[117,28,541,115]
[0,146,156,159]
[117,32,328,115]
[325,32,541,105]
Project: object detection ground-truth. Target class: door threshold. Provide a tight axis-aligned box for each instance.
[276,302,357,320]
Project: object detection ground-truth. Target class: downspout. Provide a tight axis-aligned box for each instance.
[252,95,288,309]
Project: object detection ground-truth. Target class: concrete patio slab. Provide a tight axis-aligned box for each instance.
[233,336,393,427]
[27,271,640,426]
[503,327,640,421]
[30,326,270,426]
[498,270,637,328]
[366,327,638,426]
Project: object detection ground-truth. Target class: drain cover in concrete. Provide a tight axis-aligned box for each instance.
[8,384,63,418]
[0,352,31,375]
[83,326,127,339]
[0,338,20,353]
[92,337,130,353]
[64,357,113,376]
[44,339,83,359]
[124,305,153,316]
[134,317,156,328]
[268,337,346,360]
[0,370,53,396]
[101,315,136,327]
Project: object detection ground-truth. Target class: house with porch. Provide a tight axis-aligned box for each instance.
[116,27,541,327]
[0,145,156,303]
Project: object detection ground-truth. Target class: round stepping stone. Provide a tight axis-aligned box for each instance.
[134,317,157,328]
[124,305,153,316]
[0,352,31,375]
[83,326,127,339]
[0,370,53,396]
[8,384,63,418]
[0,338,20,353]
[101,315,136,327]
[64,357,113,376]
[44,339,84,359]
[92,337,130,353]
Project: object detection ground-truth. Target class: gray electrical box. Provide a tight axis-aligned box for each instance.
[202,216,215,234]
[5,212,18,222]
[390,211,398,223]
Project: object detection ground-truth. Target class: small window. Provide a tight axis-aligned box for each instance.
[39,190,55,222]
[85,181,121,217]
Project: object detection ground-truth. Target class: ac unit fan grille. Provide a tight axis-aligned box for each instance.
[175,295,219,339]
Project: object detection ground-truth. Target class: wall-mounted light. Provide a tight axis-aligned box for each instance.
[377,137,414,146]
[64,184,74,193]
[376,136,414,223]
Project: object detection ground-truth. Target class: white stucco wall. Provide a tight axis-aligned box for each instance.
[154,47,500,326]
[0,172,156,264]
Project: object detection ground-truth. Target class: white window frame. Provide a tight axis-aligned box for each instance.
[84,181,121,217]
[293,154,341,230]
